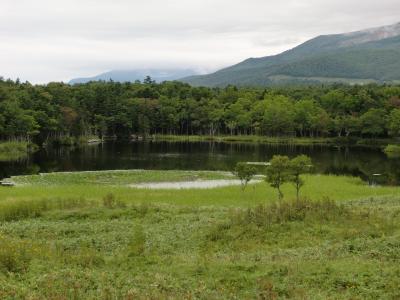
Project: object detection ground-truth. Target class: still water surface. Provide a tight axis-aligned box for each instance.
[0,141,398,184]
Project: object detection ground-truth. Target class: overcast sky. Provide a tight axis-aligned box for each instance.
[1,0,399,83]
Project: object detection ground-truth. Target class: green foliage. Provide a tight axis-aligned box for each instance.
[0,141,30,161]
[0,79,399,144]
[290,155,313,201]
[384,144,400,158]
[265,155,291,200]
[387,109,400,137]
[266,155,312,201]
[360,109,387,137]
[262,95,295,135]
[233,162,257,191]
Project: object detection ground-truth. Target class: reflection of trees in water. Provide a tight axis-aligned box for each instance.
[2,142,400,185]
[386,158,400,185]
[0,162,40,179]
[0,150,40,179]
[313,147,400,185]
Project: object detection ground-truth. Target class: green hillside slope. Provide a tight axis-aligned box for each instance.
[182,23,400,87]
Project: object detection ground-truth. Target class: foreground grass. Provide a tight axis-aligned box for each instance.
[1,170,400,298]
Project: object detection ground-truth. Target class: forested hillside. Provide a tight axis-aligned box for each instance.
[183,23,400,86]
[1,77,400,144]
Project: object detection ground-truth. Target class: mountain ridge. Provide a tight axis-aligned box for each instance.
[69,68,199,84]
[181,22,400,87]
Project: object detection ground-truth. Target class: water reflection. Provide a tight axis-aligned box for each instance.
[0,141,399,184]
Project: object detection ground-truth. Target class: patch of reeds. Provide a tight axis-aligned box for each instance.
[0,197,94,222]
[229,198,348,228]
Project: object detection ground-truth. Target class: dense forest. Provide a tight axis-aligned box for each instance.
[1,76,400,144]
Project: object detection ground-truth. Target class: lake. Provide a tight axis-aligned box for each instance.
[0,141,398,184]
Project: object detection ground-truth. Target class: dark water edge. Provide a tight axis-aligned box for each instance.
[0,141,399,184]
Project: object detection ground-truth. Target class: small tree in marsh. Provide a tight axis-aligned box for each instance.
[266,155,291,200]
[234,162,257,191]
[290,155,313,202]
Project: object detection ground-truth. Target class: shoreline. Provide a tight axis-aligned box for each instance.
[152,134,397,147]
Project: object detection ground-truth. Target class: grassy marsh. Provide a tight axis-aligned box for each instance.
[1,170,400,298]
[3,171,399,207]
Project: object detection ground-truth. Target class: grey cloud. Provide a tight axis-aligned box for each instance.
[0,0,399,83]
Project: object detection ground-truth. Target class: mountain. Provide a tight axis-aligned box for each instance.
[181,22,400,87]
[69,68,199,84]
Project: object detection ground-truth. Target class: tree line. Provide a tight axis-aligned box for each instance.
[1,76,400,144]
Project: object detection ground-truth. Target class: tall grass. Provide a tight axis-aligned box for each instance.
[229,198,348,228]
[0,235,34,273]
[0,197,94,222]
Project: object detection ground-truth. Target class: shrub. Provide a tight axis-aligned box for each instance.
[233,162,257,191]
[266,155,291,200]
[289,155,313,201]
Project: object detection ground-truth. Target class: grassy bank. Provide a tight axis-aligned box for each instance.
[0,141,31,161]
[1,170,400,298]
[154,134,399,147]
[3,170,399,207]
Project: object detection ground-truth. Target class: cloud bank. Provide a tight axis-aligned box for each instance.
[1,0,399,83]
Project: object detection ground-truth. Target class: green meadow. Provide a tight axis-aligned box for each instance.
[1,170,400,299]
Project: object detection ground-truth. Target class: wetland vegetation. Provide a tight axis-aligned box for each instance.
[1,78,400,298]
[1,169,400,298]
